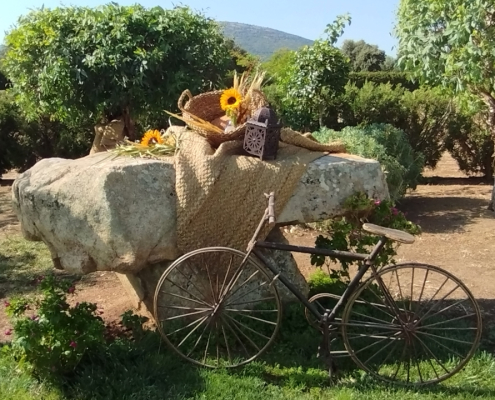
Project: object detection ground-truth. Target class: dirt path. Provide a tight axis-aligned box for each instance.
[1,154,494,342]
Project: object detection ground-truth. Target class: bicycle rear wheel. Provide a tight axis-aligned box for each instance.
[153,247,282,368]
[341,263,482,386]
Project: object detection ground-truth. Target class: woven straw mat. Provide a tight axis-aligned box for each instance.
[174,128,345,254]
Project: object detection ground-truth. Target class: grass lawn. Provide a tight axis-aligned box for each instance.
[1,236,495,400]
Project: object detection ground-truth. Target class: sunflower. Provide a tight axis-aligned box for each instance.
[141,130,164,146]
[220,88,242,111]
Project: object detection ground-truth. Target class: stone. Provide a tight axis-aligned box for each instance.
[12,149,388,275]
[12,153,180,274]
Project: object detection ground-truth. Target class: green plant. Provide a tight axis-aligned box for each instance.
[310,192,421,283]
[2,4,232,136]
[4,274,105,378]
[0,91,93,174]
[314,124,425,200]
[280,15,351,130]
[120,310,149,341]
[341,40,386,72]
[348,71,419,91]
[396,0,495,207]
[338,83,453,169]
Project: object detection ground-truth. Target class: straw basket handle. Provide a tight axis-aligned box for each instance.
[178,89,194,112]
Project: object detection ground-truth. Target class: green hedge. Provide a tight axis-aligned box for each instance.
[313,124,424,201]
[348,71,419,91]
[0,90,93,176]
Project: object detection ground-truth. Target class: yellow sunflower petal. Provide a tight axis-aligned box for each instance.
[220,88,242,111]
[141,129,164,146]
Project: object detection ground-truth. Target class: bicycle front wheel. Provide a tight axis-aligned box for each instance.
[153,247,282,368]
[341,263,482,386]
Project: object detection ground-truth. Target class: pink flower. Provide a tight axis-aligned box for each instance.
[69,341,77,348]
[67,286,75,294]
[391,207,399,216]
[3,300,10,308]
[4,329,12,336]
[30,315,39,321]
[98,310,104,315]
[374,200,381,206]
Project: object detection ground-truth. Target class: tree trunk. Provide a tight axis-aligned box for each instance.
[479,91,495,211]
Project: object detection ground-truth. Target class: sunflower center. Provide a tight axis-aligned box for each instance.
[149,138,158,145]
[227,97,237,105]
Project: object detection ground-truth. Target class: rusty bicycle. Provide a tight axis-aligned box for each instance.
[153,192,482,386]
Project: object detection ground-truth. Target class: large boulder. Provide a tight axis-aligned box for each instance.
[12,151,389,275]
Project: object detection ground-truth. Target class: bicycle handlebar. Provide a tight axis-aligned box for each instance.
[265,192,275,224]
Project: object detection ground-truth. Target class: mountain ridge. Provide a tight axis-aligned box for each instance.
[219,21,313,59]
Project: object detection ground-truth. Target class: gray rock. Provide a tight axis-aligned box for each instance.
[12,150,388,275]
[12,153,179,274]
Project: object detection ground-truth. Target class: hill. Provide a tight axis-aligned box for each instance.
[219,22,313,60]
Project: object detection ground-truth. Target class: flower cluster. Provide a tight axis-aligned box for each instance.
[311,192,421,282]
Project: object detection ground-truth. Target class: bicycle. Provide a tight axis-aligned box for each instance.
[153,192,482,386]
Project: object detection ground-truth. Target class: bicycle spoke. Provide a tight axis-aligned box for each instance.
[219,254,234,298]
[409,267,415,312]
[419,297,466,325]
[363,335,400,365]
[419,312,477,330]
[350,310,400,326]
[177,315,209,347]
[187,317,213,357]
[227,296,275,307]
[410,334,424,384]
[414,333,451,375]
[225,308,278,314]
[235,313,278,326]
[414,276,449,320]
[415,331,465,358]
[416,330,474,346]
[226,313,271,341]
[202,328,213,364]
[203,255,217,303]
[165,308,210,321]
[160,290,211,308]
[225,314,261,351]
[222,325,232,364]
[224,269,262,304]
[222,316,250,357]
[164,278,211,307]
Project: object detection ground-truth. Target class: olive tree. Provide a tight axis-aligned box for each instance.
[2,4,232,140]
[396,0,495,209]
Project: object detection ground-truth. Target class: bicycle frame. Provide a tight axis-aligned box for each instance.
[246,192,388,326]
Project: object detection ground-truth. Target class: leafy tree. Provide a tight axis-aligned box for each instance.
[382,56,396,71]
[223,39,260,85]
[396,0,495,209]
[281,15,351,129]
[2,4,232,139]
[0,91,93,176]
[262,48,296,82]
[341,40,386,72]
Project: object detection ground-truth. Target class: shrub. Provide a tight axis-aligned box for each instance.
[313,124,425,200]
[3,5,232,137]
[348,71,419,91]
[4,274,105,378]
[338,83,452,168]
[0,91,93,175]
[310,192,421,284]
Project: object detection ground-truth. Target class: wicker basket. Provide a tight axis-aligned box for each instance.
[178,89,267,147]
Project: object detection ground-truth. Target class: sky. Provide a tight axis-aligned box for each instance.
[0,0,400,55]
